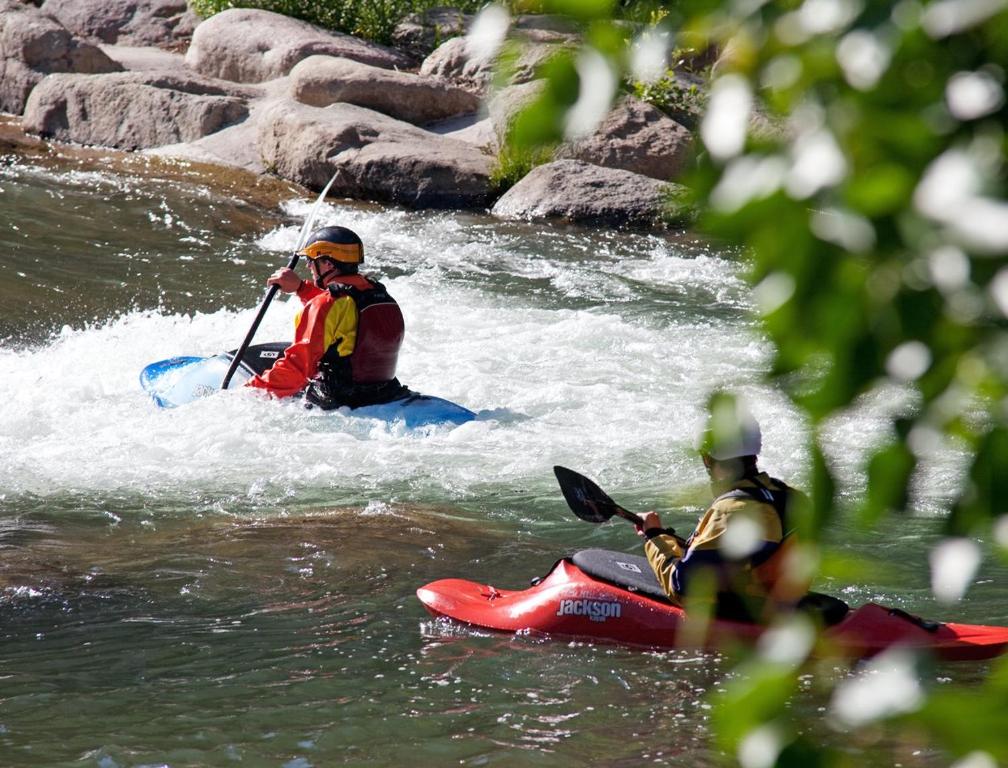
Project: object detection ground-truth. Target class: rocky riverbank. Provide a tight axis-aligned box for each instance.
[2,0,703,228]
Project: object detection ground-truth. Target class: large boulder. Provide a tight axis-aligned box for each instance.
[0,0,120,114]
[419,35,562,95]
[492,159,689,228]
[39,0,198,49]
[488,88,694,182]
[22,70,249,150]
[556,97,693,181]
[289,55,479,125]
[257,100,492,209]
[185,8,411,83]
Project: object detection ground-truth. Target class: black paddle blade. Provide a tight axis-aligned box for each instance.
[553,465,618,523]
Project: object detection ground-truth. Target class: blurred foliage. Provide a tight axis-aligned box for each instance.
[494,0,1008,764]
[188,0,488,44]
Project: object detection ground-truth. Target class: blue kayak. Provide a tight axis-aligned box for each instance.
[140,342,477,429]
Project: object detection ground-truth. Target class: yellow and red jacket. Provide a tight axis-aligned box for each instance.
[247,275,403,398]
[643,472,807,616]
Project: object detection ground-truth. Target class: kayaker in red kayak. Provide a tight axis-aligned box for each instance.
[246,226,409,408]
[637,401,809,621]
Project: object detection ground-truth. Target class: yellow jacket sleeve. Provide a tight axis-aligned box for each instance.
[643,533,685,604]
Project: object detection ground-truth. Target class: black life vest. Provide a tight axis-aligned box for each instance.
[307,279,407,409]
[701,476,805,622]
[708,476,798,567]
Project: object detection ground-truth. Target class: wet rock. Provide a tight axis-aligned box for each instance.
[39,0,198,49]
[556,97,693,181]
[257,100,492,209]
[492,159,689,228]
[0,0,121,115]
[22,70,249,150]
[289,55,479,125]
[185,8,411,84]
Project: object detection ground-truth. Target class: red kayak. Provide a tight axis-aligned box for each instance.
[417,549,1008,661]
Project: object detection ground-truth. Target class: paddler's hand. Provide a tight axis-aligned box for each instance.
[636,511,662,537]
[267,267,303,293]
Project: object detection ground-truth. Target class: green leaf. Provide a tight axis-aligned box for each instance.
[948,426,1008,535]
[711,664,800,751]
[858,439,916,525]
[910,684,1008,763]
[808,442,836,539]
[844,164,915,216]
[507,53,579,148]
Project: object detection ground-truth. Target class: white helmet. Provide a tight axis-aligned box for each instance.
[698,395,762,460]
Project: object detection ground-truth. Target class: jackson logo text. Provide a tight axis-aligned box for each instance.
[555,599,622,622]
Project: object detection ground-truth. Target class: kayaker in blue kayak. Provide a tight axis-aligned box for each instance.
[637,401,808,621]
[246,226,409,408]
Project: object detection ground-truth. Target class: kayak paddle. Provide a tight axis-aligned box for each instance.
[553,465,687,547]
[221,171,340,390]
[553,465,645,525]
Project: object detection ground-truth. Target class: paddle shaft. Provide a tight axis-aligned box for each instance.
[220,256,295,390]
[611,505,645,527]
[220,171,340,391]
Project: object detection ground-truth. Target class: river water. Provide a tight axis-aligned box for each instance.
[1,152,1005,767]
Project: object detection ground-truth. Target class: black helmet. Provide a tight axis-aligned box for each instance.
[299,226,363,264]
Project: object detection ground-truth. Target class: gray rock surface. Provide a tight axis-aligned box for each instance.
[420,36,561,95]
[0,0,121,114]
[22,70,249,149]
[289,55,479,125]
[486,80,544,143]
[391,6,471,61]
[147,77,284,174]
[98,42,186,71]
[425,112,496,153]
[556,97,693,181]
[185,8,411,83]
[257,100,492,208]
[4,3,701,229]
[492,159,686,227]
[40,0,197,49]
[512,14,579,43]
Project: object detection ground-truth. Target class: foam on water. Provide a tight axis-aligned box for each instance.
[8,195,959,516]
[0,199,805,510]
